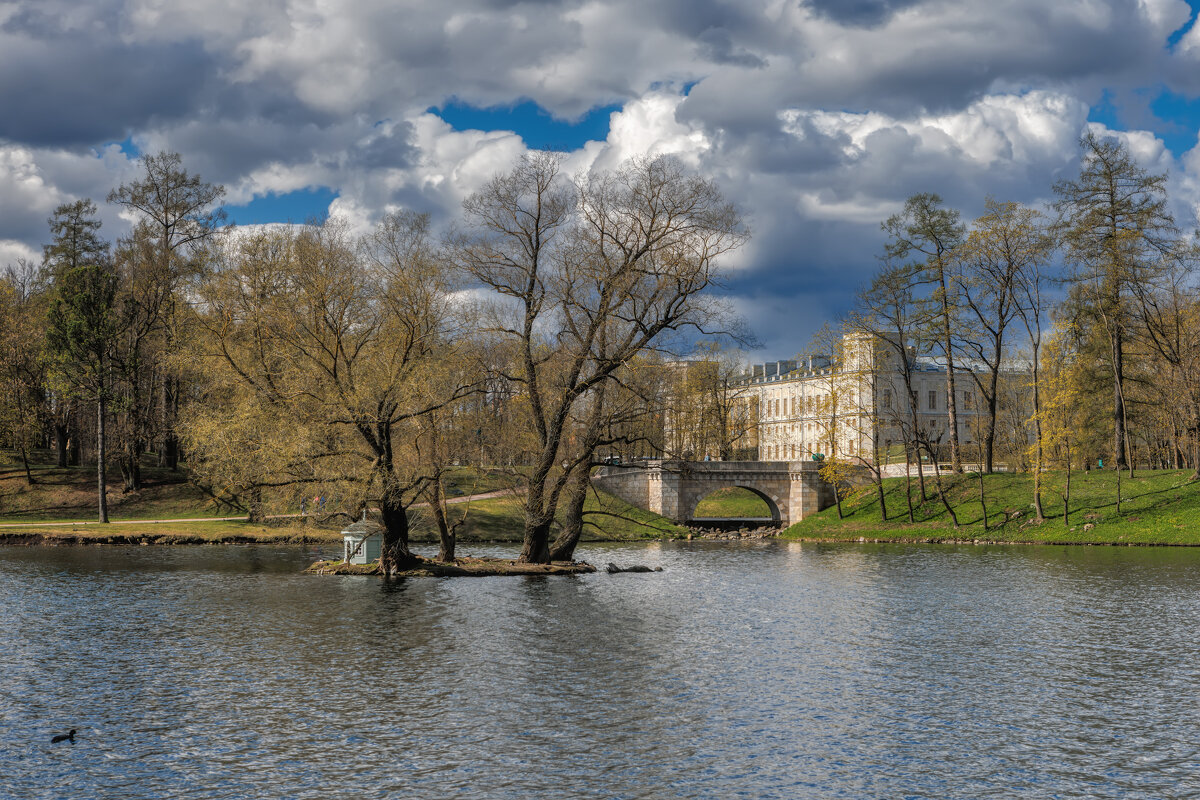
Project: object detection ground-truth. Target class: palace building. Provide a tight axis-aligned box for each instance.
[740,333,982,465]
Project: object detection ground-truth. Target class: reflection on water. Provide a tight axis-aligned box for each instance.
[2,541,1200,799]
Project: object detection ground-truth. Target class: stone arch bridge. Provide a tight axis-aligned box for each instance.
[592,460,837,527]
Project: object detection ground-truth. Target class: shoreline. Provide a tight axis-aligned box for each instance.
[781,533,1200,547]
[4,524,1200,548]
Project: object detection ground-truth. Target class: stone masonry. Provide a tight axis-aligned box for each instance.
[592,460,837,526]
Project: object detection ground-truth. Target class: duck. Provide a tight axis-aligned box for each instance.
[50,729,76,744]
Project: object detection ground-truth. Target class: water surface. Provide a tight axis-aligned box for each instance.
[2,541,1200,799]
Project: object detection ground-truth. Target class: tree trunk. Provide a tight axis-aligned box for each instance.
[1113,331,1127,470]
[976,464,987,531]
[874,467,888,522]
[904,458,914,523]
[549,468,589,561]
[378,496,417,574]
[937,263,962,472]
[247,486,265,523]
[1063,441,1072,528]
[55,423,69,468]
[519,460,558,563]
[1031,357,1045,523]
[120,445,142,492]
[165,377,180,471]
[929,451,958,527]
[434,513,455,563]
[69,425,81,466]
[19,445,34,485]
[520,516,554,564]
[156,373,181,470]
[97,395,109,524]
[985,359,1000,473]
[1115,458,1122,515]
[430,481,456,563]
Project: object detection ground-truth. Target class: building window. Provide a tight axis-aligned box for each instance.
[882,389,892,409]
[963,391,973,410]
[928,390,937,410]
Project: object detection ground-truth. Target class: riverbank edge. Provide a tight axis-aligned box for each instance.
[8,524,1200,548]
[0,527,341,546]
[781,532,1200,547]
[305,556,596,577]
[0,526,665,547]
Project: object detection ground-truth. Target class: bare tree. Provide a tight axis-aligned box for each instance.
[108,152,226,471]
[851,262,934,517]
[186,215,478,573]
[1129,244,1200,479]
[883,193,966,472]
[455,153,747,563]
[956,200,1053,473]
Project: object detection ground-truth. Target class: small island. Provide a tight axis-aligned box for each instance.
[304,555,596,577]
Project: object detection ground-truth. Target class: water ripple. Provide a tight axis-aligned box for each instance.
[2,541,1200,798]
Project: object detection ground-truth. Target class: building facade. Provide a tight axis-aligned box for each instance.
[743,334,981,465]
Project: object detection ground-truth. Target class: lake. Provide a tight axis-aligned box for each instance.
[2,540,1200,799]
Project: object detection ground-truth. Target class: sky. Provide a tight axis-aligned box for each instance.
[4,0,1200,358]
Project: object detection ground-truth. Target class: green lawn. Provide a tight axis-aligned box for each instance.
[785,468,1200,545]
[692,487,773,518]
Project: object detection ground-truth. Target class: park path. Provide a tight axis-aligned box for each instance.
[0,487,519,528]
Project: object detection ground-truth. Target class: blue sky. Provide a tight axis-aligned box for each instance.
[5,0,1200,357]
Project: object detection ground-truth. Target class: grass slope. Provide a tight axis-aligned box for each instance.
[0,462,232,523]
[692,486,772,518]
[785,468,1200,545]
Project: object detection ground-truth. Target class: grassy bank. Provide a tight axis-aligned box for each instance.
[407,486,690,543]
[784,468,1200,545]
[0,450,685,546]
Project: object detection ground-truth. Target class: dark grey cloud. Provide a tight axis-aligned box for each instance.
[0,37,215,145]
[696,28,767,68]
[803,0,923,28]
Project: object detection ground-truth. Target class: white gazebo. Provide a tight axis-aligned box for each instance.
[341,520,384,565]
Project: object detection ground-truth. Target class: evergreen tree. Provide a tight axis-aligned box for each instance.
[1053,132,1176,472]
[47,261,118,522]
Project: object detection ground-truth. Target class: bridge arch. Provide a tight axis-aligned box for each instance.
[684,484,782,525]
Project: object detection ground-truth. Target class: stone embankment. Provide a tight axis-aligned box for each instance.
[679,526,782,541]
